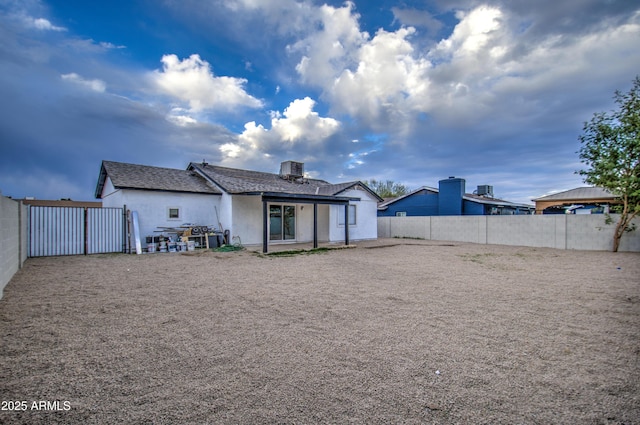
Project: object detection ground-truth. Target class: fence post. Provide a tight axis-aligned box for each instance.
[83,207,88,255]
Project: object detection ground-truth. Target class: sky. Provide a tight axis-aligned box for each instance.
[0,0,638,204]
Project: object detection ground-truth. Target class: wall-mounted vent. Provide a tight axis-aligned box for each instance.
[280,161,304,179]
[477,185,494,197]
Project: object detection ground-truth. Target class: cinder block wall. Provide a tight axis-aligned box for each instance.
[0,192,26,299]
[378,214,640,252]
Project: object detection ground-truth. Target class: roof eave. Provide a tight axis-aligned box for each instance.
[94,161,108,199]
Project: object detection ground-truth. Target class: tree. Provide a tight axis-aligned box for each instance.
[365,179,409,198]
[577,76,640,252]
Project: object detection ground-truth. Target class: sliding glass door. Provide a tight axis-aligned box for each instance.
[269,205,296,241]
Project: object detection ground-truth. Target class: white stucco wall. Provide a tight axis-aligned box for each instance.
[231,196,332,246]
[100,177,220,239]
[230,195,263,245]
[1,192,27,299]
[328,188,379,242]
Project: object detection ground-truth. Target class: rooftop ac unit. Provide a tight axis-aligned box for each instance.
[280,161,304,178]
[477,185,494,197]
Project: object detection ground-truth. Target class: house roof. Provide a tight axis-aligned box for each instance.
[95,161,222,198]
[378,186,533,210]
[463,193,533,209]
[532,187,618,202]
[95,160,382,202]
[377,186,438,209]
[189,162,383,201]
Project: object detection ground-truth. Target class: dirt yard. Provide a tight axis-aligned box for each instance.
[1,239,638,424]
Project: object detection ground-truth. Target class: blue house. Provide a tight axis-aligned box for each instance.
[378,177,535,217]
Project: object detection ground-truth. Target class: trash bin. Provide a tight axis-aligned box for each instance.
[208,234,219,248]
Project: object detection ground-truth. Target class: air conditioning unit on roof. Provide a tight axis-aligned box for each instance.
[280,161,304,178]
[477,185,494,197]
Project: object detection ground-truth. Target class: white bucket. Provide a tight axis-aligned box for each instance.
[187,241,196,251]
[147,243,156,253]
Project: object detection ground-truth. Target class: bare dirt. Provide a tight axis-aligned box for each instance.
[1,239,639,424]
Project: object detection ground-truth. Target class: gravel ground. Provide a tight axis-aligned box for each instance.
[1,239,639,424]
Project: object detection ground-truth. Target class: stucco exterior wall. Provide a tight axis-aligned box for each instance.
[329,188,378,242]
[0,192,27,299]
[232,197,332,246]
[378,214,640,252]
[100,178,220,239]
[231,195,263,245]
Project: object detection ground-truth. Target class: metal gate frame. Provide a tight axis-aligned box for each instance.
[28,206,126,257]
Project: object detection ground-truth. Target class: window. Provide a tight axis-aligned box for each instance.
[395,211,407,217]
[168,207,180,220]
[338,204,356,225]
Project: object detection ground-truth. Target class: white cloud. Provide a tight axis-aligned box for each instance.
[28,17,66,32]
[330,27,432,123]
[220,97,340,161]
[61,73,106,92]
[272,97,340,142]
[431,6,503,60]
[287,2,639,132]
[289,2,367,88]
[99,41,126,50]
[152,54,263,111]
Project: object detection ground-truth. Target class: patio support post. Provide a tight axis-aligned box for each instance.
[313,203,318,249]
[344,204,349,246]
[262,199,268,253]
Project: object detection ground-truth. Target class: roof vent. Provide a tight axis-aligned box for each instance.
[280,161,304,180]
[477,185,494,197]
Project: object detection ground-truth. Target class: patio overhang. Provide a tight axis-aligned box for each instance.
[257,192,359,253]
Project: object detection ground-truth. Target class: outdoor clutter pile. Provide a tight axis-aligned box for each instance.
[146,224,227,253]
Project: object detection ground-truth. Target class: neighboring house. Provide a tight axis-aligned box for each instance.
[532,187,620,215]
[378,177,535,217]
[96,160,382,252]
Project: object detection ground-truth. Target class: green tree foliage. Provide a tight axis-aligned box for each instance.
[365,179,409,198]
[578,76,640,252]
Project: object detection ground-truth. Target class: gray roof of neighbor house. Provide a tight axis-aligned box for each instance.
[378,186,534,210]
[188,162,383,201]
[95,161,222,198]
[377,186,439,209]
[532,187,617,201]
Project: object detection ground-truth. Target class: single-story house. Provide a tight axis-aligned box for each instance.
[95,160,382,252]
[378,176,535,217]
[532,187,621,215]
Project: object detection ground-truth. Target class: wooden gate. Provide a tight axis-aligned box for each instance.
[28,206,125,257]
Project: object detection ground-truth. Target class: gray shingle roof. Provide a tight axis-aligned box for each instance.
[96,161,221,198]
[532,187,617,201]
[378,186,533,210]
[190,163,330,194]
[96,160,382,201]
[189,163,382,201]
